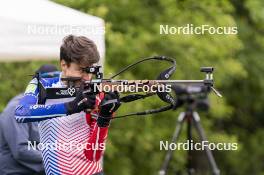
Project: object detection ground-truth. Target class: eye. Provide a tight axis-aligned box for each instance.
[79,68,85,73]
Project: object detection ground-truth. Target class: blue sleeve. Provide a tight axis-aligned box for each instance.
[15,78,67,123]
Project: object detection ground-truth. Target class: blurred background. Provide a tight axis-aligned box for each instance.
[0,0,263,174]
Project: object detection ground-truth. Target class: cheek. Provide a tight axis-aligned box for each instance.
[65,69,82,77]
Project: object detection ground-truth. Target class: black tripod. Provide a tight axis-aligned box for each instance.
[159,100,220,175]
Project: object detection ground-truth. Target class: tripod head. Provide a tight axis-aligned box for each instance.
[171,84,210,111]
[201,67,214,86]
[200,67,222,97]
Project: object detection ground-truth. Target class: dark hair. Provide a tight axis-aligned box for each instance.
[60,35,100,66]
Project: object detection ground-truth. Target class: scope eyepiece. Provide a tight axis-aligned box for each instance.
[82,66,103,79]
[83,66,101,73]
[200,67,214,73]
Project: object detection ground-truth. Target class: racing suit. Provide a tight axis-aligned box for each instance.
[15,75,108,175]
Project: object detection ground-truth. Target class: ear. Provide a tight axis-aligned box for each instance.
[60,59,67,73]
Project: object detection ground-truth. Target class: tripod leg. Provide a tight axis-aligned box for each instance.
[192,112,220,175]
[159,112,186,175]
[187,113,195,175]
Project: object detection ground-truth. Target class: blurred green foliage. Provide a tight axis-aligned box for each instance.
[0,0,263,174]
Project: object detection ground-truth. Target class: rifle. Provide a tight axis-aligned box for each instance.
[40,56,222,119]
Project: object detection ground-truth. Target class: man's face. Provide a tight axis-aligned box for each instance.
[60,60,93,81]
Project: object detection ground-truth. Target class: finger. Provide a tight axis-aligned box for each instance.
[88,96,96,103]
[106,91,118,98]
[103,93,112,101]
[109,91,119,100]
[108,93,117,99]
[87,93,96,98]
[114,91,119,98]
[79,81,85,91]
